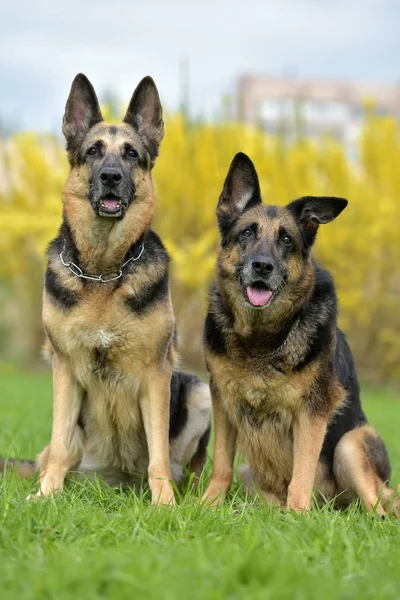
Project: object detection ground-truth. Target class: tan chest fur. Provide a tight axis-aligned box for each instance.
[208,352,320,493]
[43,280,174,473]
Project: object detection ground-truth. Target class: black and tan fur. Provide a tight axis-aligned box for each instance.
[3,74,211,503]
[202,152,399,515]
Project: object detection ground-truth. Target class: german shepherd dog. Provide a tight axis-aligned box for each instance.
[2,74,211,503]
[202,152,399,516]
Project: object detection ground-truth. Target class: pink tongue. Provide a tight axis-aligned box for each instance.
[102,199,119,209]
[246,286,272,307]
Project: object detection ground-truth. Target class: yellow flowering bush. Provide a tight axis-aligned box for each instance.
[0,114,399,380]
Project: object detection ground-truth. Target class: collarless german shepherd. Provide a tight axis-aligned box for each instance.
[202,152,399,516]
[3,74,211,504]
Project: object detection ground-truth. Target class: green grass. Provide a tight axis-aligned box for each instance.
[1,371,400,600]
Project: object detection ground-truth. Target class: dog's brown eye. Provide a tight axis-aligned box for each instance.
[127,148,138,159]
[87,147,97,156]
[282,234,292,245]
[241,228,253,238]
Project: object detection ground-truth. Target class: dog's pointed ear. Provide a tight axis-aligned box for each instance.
[123,76,164,165]
[216,153,262,244]
[62,74,103,155]
[288,196,348,250]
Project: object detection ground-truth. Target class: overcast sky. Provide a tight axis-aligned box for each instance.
[1,0,399,132]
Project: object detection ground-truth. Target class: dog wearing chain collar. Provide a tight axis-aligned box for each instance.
[2,74,211,503]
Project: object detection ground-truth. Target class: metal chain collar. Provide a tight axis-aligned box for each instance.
[59,242,145,283]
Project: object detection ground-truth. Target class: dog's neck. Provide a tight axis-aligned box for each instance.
[62,175,156,273]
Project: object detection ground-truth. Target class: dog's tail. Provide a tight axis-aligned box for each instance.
[0,457,37,479]
[170,370,212,479]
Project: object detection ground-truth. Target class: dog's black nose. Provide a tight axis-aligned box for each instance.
[252,257,275,275]
[100,168,123,187]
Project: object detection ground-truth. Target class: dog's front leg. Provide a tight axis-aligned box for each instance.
[33,354,83,499]
[287,412,328,512]
[202,389,237,507]
[141,369,175,505]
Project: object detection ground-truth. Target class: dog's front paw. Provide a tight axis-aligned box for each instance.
[150,478,176,506]
[286,486,311,513]
[26,488,61,502]
[202,484,226,508]
[286,502,310,514]
[27,475,64,501]
[26,490,44,502]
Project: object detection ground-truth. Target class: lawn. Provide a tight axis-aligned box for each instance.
[1,371,400,600]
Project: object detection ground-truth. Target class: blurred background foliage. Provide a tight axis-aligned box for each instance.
[0,110,399,382]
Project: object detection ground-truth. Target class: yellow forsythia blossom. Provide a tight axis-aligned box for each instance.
[0,114,399,380]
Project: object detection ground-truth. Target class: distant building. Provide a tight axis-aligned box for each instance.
[238,74,400,148]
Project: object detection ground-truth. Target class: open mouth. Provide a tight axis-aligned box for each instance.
[245,282,273,308]
[98,196,124,217]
